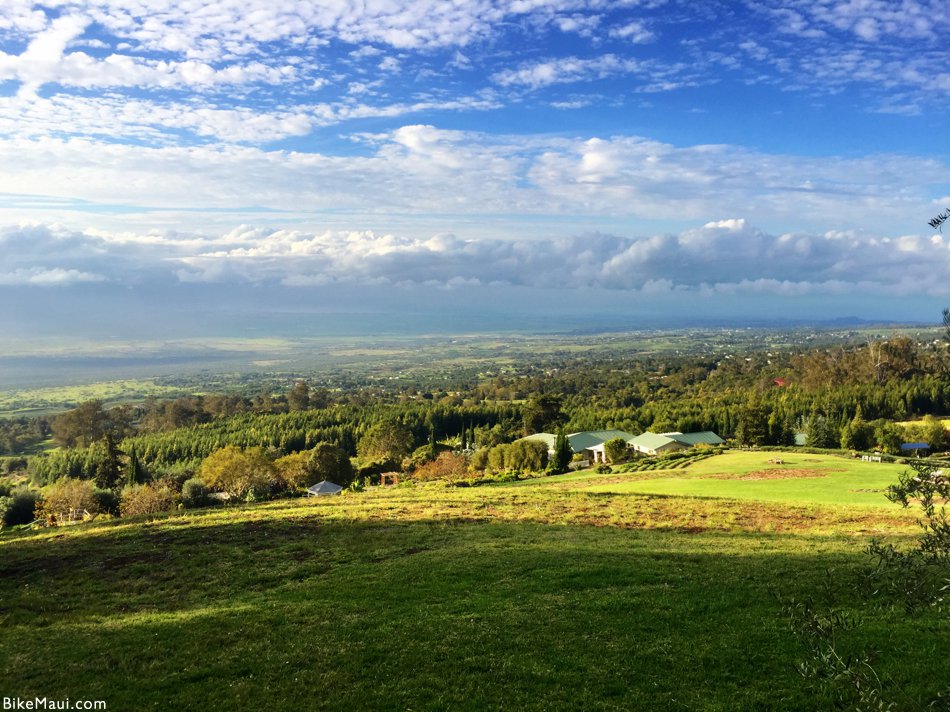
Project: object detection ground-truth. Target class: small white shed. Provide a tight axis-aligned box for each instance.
[307,480,343,497]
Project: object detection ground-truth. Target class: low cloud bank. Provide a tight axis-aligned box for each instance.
[3,219,949,297]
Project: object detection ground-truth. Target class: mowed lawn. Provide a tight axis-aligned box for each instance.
[539,451,912,508]
[0,462,945,711]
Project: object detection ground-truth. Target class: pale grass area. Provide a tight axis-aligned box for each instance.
[897,417,950,429]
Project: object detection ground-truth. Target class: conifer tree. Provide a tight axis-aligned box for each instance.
[126,445,143,486]
[554,429,572,473]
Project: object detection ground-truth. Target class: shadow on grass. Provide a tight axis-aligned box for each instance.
[1,511,942,710]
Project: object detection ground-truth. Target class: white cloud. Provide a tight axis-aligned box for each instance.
[493,54,642,89]
[4,219,949,298]
[609,20,654,43]
[0,127,942,237]
[0,267,105,286]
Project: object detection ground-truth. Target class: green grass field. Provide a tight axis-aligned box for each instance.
[532,451,910,508]
[1,453,946,710]
[0,379,187,418]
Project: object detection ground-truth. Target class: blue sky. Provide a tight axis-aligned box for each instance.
[1,0,949,334]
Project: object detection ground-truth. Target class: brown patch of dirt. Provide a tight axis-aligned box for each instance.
[703,468,832,480]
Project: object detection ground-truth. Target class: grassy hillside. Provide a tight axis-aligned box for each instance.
[1,456,945,710]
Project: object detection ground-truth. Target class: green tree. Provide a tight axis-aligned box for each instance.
[553,430,572,472]
[874,421,903,455]
[287,381,311,411]
[487,444,508,472]
[921,415,948,453]
[504,440,547,472]
[522,395,566,435]
[470,447,490,472]
[126,445,145,486]
[767,412,796,446]
[357,420,413,464]
[273,451,312,489]
[840,407,874,451]
[804,408,837,449]
[1,489,40,526]
[307,443,355,488]
[87,436,121,490]
[199,445,275,499]
[603,437,629,464]
[736,402,769,446]
[52,400,131,448]
[181,478,212,509]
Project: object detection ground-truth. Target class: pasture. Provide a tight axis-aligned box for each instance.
[534,451,910,508]
[1,452,945,710]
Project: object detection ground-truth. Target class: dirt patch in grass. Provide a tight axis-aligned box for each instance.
[703,468,832,481]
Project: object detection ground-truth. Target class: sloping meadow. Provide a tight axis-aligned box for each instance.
[0,476,944,711]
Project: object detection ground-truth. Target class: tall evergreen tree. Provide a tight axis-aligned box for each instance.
[553,429,572,473]
[126,445,144,486]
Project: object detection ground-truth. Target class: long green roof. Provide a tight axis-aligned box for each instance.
[630,431,724,450]
[568,430,637,452]
[671,431,724,446]
[629,432,679,451]
[521,433,556,449]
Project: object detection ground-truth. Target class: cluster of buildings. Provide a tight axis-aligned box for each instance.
[523,429,724,464]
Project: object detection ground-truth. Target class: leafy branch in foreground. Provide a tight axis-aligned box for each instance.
[779,595,894,711]
[779,460,950,710]
[867,462,950,614]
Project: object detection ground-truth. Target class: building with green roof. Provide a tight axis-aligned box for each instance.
[522,429,723,463]
[520,429,638,464]
[629,431,724,456]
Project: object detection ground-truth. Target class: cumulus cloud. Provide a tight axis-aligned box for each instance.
[4,220,949,298]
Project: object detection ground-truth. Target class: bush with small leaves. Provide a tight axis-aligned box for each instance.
[199,445,276,499]
[40,478,99,521]
[120,483,179,518]
[1,488,41,526]
[91,488,120,516]
[181,478,212,509]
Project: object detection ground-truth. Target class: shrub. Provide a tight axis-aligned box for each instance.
[40,478,99,521]
[481,440,548,474]
[199,445,276,499]
[120,483,179,518]
[470,447,490,472]
[273,451,311,490]
[181,478,212,509]
[91,488,120,516]
[148,459,200,487]
[1,489,41,526]
[412,452,470,482]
